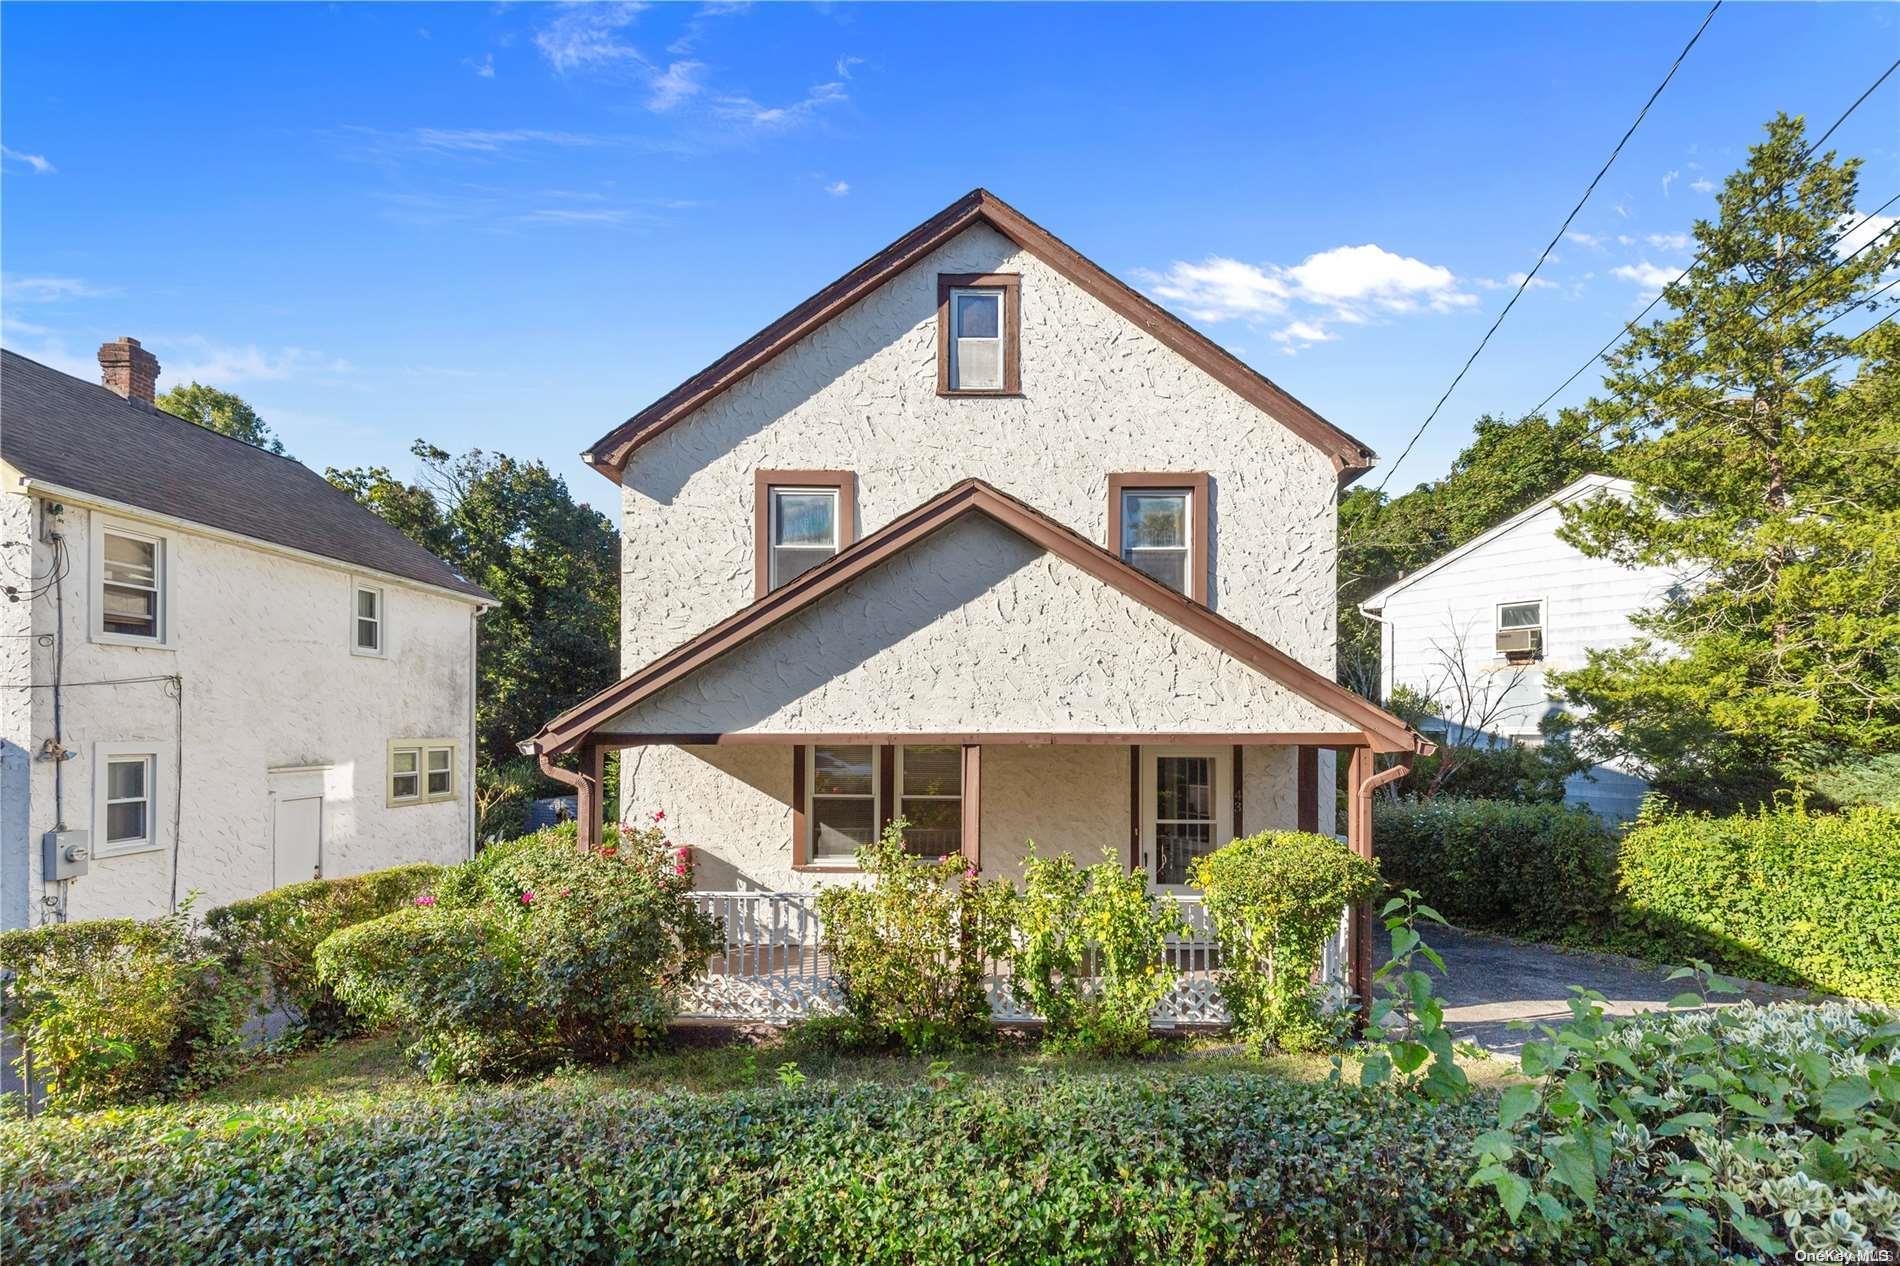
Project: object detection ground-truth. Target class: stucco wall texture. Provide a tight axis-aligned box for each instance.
[3,493,479,928]
[608,222,1349,887]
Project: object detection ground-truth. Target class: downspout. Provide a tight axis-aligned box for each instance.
[1350,752,1416,1030]
[523,740,590,847]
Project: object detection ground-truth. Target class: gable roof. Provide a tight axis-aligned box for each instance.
[529,477,1425,755]
[1358,473,1630,612]
[0,349,493,603]
[583,189,1377,485]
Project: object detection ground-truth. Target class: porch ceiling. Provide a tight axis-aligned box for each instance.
[531,480,1426,756]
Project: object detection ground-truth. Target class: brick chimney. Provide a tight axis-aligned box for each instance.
[98,337,160,405]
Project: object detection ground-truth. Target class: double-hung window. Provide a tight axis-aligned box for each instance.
[807,744,877,864]
[389,740,458,806]
[896,745,962,858]
[937,273,1020,394]
[92,743,161,857]
[353,584,384,655]
[1108,473,1210,603]
[754,471,856,596]
[94,524,167,643]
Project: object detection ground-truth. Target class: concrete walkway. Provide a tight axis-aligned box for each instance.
[1379,924,1806,1056]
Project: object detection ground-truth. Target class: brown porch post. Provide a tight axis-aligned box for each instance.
[960,744,982,869]
[1296,745,1319,833]
[576,742,605,850]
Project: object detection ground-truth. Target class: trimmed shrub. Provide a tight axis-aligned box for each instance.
[204,863,442,1039]
[1195,832,1381,1052]
[1614,800,1900,1002]
[1010,852,1181,1053]
[0,907,247,1113]
[314,820,718,1079]
[0,1074,1700,1265]
[1375,798,1617,939]
[817,821,1015,1052]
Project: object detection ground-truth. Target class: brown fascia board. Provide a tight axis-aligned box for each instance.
[582,190,1377,485]
[528,478,1422,756]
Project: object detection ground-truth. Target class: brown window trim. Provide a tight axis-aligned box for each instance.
[936,273,1021,396]
[755,470,857,599]
[1107,472,1211,606]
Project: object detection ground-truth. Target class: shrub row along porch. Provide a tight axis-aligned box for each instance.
[521,483,1430,1016]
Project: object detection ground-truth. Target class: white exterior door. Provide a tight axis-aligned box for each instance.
[269,767,328,887]
[1140,746,1231,891]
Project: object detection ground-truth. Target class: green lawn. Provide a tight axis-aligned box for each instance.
[201,1023,1518,1109]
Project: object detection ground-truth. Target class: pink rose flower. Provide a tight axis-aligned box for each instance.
[520,890,536,905]
[413,893,436,907]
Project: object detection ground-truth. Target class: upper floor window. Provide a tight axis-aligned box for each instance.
[1496,600,1544,662]
[936,273,1020,395]
[754,470,856,597]
[1108,473,1210,604]
[93,521,167,644]
[353,584,385,656]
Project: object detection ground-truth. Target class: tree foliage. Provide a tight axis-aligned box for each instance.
[327,442,620,766]
[156,382,289,455]
[1552,114,1900,808]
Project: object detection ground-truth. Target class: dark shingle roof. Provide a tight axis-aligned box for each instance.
[1,349,491,602]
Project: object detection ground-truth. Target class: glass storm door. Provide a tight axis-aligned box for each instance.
[1140,747,1231,891]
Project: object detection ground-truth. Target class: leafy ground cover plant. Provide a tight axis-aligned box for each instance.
[816,820,1015,1053]
[204,863,442,1040]
[1010,851,1181,1054]
[1350,890,1471,1104]
[314,818,717,1080]
[0,901,248,1113]
[1471,965,1900,1260]
[1195,831,1381,1052]
[0,1069,1698,1265]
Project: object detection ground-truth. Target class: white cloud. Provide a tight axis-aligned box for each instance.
[3,275,105,303]
[1834,212,1897,259]
[534,2,648,74]
[1646,232,1691,251]
[1564,231,1603,249]
[647,60,705,111]
[410,128,605,153]
[1131,257,1291,322]
[824,180,850,197]
[1612,261,1682,290]
[1505,271,1557,291]
[713,80,846,129]
[466,53,496,79]
[1661,169,1680,197]
[1271,320,1337,348]
[1287,243,1475,313]
[667,2,750,55]
[1690,178,1716,194]
[518,207,634,225]
[1613,200,1632,219]
[159,337,354,387]
[1,146,55,175]
[836,55,864,78]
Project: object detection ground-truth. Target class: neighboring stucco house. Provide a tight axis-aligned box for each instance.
[0,341,493,929]
[521,189,1430,992]
[1358,473,1678,820]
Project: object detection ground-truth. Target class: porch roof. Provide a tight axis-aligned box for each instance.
[527,480,1429,757]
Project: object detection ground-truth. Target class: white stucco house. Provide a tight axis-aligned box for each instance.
[1358,473,1679,820]
[1,341,493,930]
[520,189,1432,1000]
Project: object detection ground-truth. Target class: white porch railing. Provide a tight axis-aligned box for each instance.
[681,891,1352,1027]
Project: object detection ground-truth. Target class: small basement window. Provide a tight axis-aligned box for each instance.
[937,273,1020,394]
[353,584,384,655]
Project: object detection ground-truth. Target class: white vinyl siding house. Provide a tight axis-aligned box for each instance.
[1359,474,1680,821]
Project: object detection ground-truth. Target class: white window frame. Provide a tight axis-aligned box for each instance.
[1496,598,1546,661]
[388,739,458,807]
[949,286,1006,391]
[1120,487,1194,595]
[92,742,163,858]
[768,487,841,591]
[90,518,170,647]
[805,743,879,867]
[894,744,963,858]
[352,582,386,657]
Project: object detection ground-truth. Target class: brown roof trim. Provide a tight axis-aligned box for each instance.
[528,479,1423,756]
[582,190,1376,485]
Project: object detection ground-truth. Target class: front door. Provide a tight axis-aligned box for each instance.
[1140,746,1231,891]
[272,794,323,887]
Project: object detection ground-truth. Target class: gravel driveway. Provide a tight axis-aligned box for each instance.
[1378,924,1809,1056]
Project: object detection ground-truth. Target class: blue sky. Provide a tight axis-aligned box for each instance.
[4,2,1895,513]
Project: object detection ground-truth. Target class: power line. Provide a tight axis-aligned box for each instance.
[1374,0,1724,493]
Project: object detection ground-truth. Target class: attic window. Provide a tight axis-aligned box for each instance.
[754,470,857,597]
[1107,473,1211,604]
[937,273,1020,395]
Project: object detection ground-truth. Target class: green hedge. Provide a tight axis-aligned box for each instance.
[0,1075,1699,1265]
[1374,799,1617,938]
[204,863,443,1039]
[1616,801,1900,1002]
